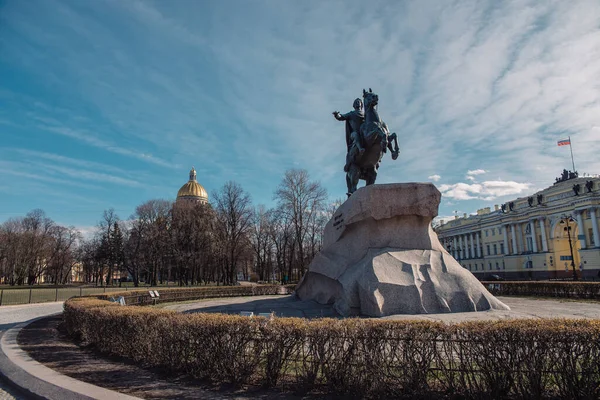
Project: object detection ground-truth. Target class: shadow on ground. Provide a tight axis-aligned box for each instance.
[181,296,343,319]
[16,316,341,399]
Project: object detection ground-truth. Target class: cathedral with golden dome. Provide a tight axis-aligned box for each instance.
[176,167,208,204]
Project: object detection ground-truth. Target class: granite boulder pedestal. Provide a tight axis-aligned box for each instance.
[295,183,509,317]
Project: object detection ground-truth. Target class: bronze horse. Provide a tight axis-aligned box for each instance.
[346,89,399,196]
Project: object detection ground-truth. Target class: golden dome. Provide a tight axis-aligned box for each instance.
[177,167,208,202]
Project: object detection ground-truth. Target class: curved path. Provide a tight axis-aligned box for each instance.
[2,296,600,399]
[0,302,138,400]
[0,302,65,399]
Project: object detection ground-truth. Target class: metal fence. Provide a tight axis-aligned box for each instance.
[0,286,150,306]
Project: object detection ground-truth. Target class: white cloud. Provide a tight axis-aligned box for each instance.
[2,0,600,225]
[465,169,487,182]
[467,169,487,176]
[428,174,441,182]
[439,180,531,201]
[433,215,457,228]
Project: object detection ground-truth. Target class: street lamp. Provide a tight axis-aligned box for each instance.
[446,243,462,265]
[559,215,578,281]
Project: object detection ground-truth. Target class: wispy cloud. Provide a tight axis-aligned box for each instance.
[37,120,177,169]
[42,164,144,187]
[439,180,531,201]
[428,174,441,182]
[1,0,600,227]
[467,169,487,176]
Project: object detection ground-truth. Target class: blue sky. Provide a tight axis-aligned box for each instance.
[1,0,600,233]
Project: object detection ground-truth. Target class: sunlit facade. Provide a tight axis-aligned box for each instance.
[436,173,600,280]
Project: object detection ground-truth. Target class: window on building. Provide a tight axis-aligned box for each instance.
[468,264,471,271]
[496,262,499,270]
[500,243,505,254]
[590,228,595,248]
[474,264,478,271]
[485,230,488,237]
[493,244,497,255]
[526,237,533,252]
[487,245,491,255]
[502,261,505,269]
[488,262,492,270]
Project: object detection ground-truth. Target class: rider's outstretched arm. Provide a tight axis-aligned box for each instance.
[333,111,347,121]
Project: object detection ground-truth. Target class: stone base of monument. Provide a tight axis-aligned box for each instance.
[295,183,509,317]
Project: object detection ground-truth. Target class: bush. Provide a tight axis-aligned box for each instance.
[483,281,600,299]
[95,284,291,306]
[64,296,600,398]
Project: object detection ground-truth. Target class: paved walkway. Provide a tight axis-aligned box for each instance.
[3,296,600,400]
[0,302,137,399]
[165,295,600,321]
[0,302,65,400]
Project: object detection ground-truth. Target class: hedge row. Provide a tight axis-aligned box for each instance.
[96,284,294,306]
[483,281,600,299]
[64,297,600,398]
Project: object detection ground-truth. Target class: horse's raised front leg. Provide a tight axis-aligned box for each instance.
[388,133,400,160]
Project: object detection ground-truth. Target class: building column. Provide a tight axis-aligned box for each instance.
[511,224,518,255]
[590,208,600,247]
[538,217,548,252]
[575,210,587,249]
[502,225,509,254]
[529,220,538,253]
[517,223,525,254]
[466,234,471,259]
[453,236,458,258]
[476,232,481,258]
[470,234,475,258]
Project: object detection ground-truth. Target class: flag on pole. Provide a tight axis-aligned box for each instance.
[557,138,571,146]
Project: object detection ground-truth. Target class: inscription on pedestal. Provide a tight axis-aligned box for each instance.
[333,213,344,231]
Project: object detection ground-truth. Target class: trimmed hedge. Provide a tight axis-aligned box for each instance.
[483,281,600,299]
[64,296,600,398]
[96,284,293,306]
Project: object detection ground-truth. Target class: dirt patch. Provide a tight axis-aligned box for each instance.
[16,316,332,400]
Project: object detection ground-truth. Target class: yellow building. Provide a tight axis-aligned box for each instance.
[435,172,600,280]
[176,167,208,204]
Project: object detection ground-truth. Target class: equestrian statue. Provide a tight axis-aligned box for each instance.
[333,88,399,197]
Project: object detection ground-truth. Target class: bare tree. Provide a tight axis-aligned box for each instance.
[0,217,29,285]
[46,225,81,284]
[274,169,327,280]
[213,181,253,285]
[96,208,119,285]
[251,205,273,281]
[128,200,172,286]
[170,201,215,285]
[267,207,294,283]
[21,209,55,285]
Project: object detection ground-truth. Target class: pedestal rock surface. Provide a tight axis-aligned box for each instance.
[296,183,510,317]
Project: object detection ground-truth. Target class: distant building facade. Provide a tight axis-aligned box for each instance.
[435,172,600,280]
[176,167,208,204]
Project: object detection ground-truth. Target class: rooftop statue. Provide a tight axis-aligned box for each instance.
[333,88,399,197]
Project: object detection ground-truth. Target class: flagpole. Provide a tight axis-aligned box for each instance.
[569,135,576,172]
